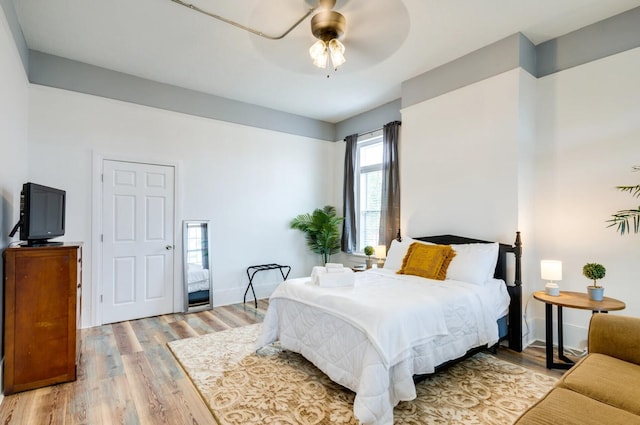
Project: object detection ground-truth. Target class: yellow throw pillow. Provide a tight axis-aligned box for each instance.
[397,242,456,280]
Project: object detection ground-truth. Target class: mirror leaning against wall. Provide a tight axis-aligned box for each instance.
[183,220,213,313]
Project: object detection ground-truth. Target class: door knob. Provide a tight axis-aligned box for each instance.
[165,245,174,250]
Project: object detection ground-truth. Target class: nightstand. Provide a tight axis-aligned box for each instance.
[533,290,625,369]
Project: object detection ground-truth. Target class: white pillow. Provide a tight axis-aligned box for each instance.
[446,242,499,285]
[383,238,433,271]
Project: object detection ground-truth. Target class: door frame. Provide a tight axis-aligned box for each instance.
[91,152,183,327]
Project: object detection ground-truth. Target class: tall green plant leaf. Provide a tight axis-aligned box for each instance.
[608,166,640,235]
[290,205,344,263]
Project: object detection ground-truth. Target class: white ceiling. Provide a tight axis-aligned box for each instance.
[12,0,640,123]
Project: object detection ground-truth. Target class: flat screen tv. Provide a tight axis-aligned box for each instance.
[9,182,66,246]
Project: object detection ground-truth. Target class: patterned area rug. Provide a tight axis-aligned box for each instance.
[168,324,556,425]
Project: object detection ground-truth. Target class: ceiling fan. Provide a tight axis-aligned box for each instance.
[168,0,409,76]
[169,0,348,69]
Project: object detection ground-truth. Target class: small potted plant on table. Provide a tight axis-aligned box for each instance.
[364,245,375,268]
[583,263,606,301]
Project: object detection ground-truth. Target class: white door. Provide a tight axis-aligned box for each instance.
[101,160,175,324]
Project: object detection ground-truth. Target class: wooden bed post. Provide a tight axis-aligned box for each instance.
[508,231,523,352]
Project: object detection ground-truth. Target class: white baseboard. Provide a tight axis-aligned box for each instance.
[212,282,281,308]
[528,317,588,351]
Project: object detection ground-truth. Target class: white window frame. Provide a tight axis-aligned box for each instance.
[355,133,383,253]
[185,223,204,266]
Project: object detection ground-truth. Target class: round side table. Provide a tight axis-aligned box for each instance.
[533,290,625,369]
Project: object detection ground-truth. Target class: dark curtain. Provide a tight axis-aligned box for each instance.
[200,224,209,269]
[379,121,401,249]
[341,133,358,253]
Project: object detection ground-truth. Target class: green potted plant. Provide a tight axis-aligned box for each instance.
[583,262,606,301]
[608,165,640,235]
[363,245,375,268]
[290,205,344,264]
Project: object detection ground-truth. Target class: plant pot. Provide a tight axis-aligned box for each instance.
[587,285,604,301]
[365,257,373,269]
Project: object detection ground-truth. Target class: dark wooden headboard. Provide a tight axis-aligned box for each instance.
[404,232,523,352]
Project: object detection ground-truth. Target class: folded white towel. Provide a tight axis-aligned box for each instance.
[309,266,354,287]
[310,266,325,285]
[318,269,355,287]
[326,267,345,273]
[311,266,325,279]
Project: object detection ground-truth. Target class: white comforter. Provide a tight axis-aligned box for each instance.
[256,268,510,425]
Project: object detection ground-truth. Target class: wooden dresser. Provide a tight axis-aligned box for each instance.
[3,243,82,395]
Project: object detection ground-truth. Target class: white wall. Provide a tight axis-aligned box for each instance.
[0,7,29,403]
[531,47,640,348]
[27,85,336,327]
[13,16,640,350]
[399,49,640,350]
[400,69,524,242]
[400,68,534,347]
[0,8,28,248]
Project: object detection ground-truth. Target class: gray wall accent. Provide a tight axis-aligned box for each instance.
[519,33,537,76]
[537,6,640,77]
[335,99,402,141]
[28,50,336,141]
[401,33,535,109]
[9,6,640,141]
[1,0,28,72]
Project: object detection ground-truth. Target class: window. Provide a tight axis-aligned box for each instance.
[186,223,205,266]
[355,134,383,252]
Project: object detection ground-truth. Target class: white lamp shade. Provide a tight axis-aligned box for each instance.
[310,38,346,69]
[374,245,386,259]
[328,38,346,68]
[541,260,562,281]
[309,40,328,68]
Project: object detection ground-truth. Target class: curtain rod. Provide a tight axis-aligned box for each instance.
[359,127,383,139]
[342,129,380,142]
[343,121,401,142]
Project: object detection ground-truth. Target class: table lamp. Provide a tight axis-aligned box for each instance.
[375,245,387,267]
[541,260,562,296]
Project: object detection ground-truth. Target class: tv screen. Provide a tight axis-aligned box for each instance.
[19,182,66,245]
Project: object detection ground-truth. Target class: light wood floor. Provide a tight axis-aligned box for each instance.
[0,300,563,424]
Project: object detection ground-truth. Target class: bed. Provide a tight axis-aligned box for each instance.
[256,233,523,425]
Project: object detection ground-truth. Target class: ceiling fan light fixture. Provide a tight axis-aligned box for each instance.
[309,39,329,68]
[328,38,345,69]
[309,7,347,70]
